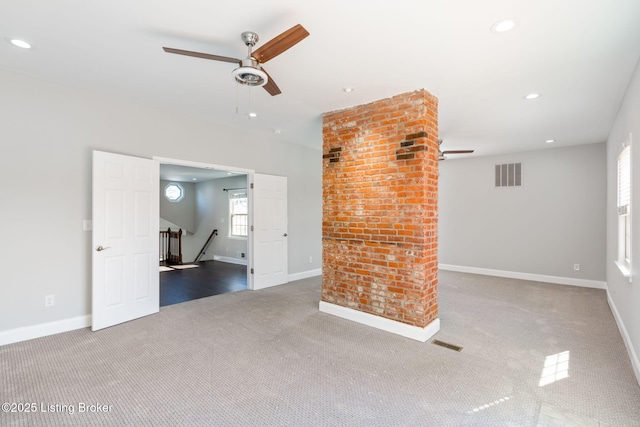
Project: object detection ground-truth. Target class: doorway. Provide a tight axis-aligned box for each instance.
[158,161,251,306]
[93,151,290,331]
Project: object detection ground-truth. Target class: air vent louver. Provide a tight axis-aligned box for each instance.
[495,163,522,187]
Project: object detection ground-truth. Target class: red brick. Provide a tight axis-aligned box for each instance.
[322,90,439,329]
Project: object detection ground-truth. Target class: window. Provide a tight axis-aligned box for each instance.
[229,190,248,237]
[616,139,632,279]
[164,183,184,202]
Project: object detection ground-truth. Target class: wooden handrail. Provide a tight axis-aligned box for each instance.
[194,229,218,263]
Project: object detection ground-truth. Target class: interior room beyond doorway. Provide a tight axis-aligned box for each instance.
[159,163,249,306]
[160,260,246,306]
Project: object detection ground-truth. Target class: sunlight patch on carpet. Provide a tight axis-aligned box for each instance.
[539,351,570,387]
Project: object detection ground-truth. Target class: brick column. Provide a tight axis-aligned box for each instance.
[320,90,439,341]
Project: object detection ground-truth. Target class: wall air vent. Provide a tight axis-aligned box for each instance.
[495,163,522,187]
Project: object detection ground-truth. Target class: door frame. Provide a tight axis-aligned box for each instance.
[154,156,256,289]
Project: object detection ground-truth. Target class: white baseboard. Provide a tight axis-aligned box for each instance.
[0,315,91,347]
[606,292,640,387]
[319,301,440,342]
[213,255,248,266]
[439,264,607,290]
[288,268,322,282]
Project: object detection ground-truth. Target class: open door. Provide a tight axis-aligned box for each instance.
[252,173,288,290]
[92,151,159,331]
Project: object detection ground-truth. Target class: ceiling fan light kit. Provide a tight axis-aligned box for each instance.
[232,59,267,87]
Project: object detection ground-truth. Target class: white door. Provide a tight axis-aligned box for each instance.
[92,151,159,331]
[252,173,288,290]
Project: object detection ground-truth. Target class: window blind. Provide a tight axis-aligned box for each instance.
[618,145,631,215]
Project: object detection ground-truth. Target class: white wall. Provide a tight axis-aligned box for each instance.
[0,69,322,333]
[606,59,640,381]
[160,179,196,233]
[439,143,606,282]
[194,175,248,264]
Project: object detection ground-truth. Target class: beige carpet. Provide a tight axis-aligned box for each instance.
[2,272,639,426]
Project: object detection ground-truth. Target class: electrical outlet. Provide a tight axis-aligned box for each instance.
[309,256,313,264]
[44,294,55,307]
[574,264,580,271]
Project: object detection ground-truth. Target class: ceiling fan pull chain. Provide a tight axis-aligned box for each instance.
[247,83,252,119]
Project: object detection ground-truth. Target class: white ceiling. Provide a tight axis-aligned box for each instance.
[159,163,245,182]
[2,0,639,158]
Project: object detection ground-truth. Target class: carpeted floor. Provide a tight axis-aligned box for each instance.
[1,271,639,426]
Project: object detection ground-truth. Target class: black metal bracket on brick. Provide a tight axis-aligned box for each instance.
[396,131,428,160]
[323,147,342,163]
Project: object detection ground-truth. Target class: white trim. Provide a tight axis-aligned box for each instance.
[288,268,322,282]
[439,264,607,289]
[153,156,254,175]
[607,291,640,387]
[319,301,440,342]
[0,315,91,347]
[213,255,248,266]
[614,260,633,282]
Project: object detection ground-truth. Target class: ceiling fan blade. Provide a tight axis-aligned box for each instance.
[261,67,281,96]
[252,24,310,63]
[163,47,241,64]
[441,150,475,154]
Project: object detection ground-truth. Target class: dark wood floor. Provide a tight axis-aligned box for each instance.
[160,260,247,307]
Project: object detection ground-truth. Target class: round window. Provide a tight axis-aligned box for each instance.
[164,183,184,202]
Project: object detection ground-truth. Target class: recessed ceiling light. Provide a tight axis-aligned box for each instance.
[342,87,354,93]
[247,112,257,119]
[545,139,555,144]
[273,129,282,134]
[491,19,517,34]
[10,39,31,49]
[524,93,540,100]
[192,178,197,181]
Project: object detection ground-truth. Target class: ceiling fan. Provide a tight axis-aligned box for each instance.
[438,139,474,160]
[163,24,309,96]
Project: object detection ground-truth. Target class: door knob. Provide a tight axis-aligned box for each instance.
[283,233,288,237]
[95,245,111,252]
